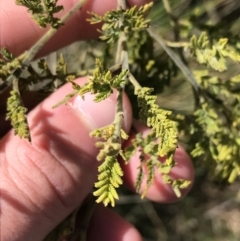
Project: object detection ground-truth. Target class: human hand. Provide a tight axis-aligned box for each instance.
[0,1,194,240]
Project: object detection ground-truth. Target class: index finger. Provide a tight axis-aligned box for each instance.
[1,0,151,57]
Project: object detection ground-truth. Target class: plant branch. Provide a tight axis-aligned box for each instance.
[2,0,88,94]
[7,77,32,142]
[113,90,125,143]
[112,0,127,146]
[128,72,142,91]
[163,39,189,48]
[115,0,127,65]
[162,0,180,40]
[117,0,127,9]
[21,0,88,66]
[162,0,175,21]
[115,0,129,89]
[147,26,200,93]
[162,0,186,62]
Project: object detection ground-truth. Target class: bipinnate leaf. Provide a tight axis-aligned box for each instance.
[93,156,123,207]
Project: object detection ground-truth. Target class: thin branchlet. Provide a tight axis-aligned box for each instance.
[1,0,88,95]
[16,0,64,28]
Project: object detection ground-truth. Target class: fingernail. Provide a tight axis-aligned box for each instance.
[70,93,117,130]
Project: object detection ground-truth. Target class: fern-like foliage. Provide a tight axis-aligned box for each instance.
[15,0,63,28]
[93,156,123,207]
[0,48,15,63]
[6,89,31,141]
[183,68,240,183]
[88,2,153,43]
[0,46,79,138]
[125,87,192,197]
[59,59,129,207]
[124,123,190,198]
[136,87,178,160]
[58,59,128,104]
[0,48,21,80]
[3,0,240,211]
[189,32,240,72]
[53,2,193,203]
[90,122,128,206]
[189,99,240,183]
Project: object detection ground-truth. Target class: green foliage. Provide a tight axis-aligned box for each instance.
[136,87,178,160]
[15,0,63,28]
[1,0,240,228]
[90,124,127,161]
[72,61,130,207]
[189,32,240,72]
[88,2,153,43]
[69,59,128,102]
[124,130,190,198]
[0,48,21,79]
[6,0,238,208]
[93,156,123,207]
[2,0,240,240]
[182,68,240,183]
[0,48,15,62]
[90,121,128,206]
[6,89,31,141]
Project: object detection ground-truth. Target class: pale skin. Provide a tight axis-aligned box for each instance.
[0,0,194,240]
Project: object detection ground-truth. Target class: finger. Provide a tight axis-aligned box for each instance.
[1,0,151,57]
[87,205,142,241]
[0,78,133,241]
[121,120,194,203]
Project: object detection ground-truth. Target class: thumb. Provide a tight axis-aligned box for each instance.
[0,78,132,241]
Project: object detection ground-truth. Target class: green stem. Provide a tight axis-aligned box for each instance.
[113,90,124,141]
[113,0,128,140]
[12,77,20,93]
[21,0,88,66]
[115,0,129,89]
[163,39,189,48]
[115,32,129,72]
[3,0,88,94]
[115,0,127,66]
[52,90,78,108]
